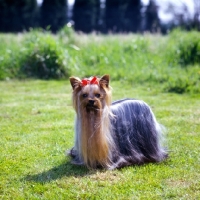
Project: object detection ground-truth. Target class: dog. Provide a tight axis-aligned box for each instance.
[68,75,168,169]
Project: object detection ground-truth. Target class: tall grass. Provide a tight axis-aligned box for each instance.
[66,32,200,93]
[0,28,199,93]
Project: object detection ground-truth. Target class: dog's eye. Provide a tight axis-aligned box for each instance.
[82,94,88,98]
[95,93,101,98]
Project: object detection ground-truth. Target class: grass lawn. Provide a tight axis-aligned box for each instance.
[0,80,200,199]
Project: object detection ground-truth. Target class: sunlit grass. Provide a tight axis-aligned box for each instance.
[0,80,199,199]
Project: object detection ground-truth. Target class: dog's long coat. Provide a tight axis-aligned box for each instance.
[109,98,167,168]
[69,75,168,169]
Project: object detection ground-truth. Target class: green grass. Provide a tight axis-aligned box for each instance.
[0,80,199,199]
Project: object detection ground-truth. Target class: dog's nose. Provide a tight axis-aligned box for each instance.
[88,100,95,105]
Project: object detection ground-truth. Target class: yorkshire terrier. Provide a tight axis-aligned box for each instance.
[69,75,168,169]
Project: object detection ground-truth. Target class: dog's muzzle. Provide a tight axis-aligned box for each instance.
[86,100,98,112]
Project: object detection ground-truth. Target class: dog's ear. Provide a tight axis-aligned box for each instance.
[70,76,81,90]
[99,74,110,88]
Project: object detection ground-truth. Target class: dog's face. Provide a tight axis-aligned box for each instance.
[79,84,105,112]
[70,75,111,113]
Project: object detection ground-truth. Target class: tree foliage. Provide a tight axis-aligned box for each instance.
[145,0,159,32]
[73,0,100,33]
[123,0,141,32]
[105,0,122,32]
[0,0,37,32]
[0,0,199,34]
[105,0,142,33]
[40,0,67,32]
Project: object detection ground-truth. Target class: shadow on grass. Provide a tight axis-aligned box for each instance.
[25,161,90,183]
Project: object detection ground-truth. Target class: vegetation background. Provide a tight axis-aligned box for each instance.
[0,28,200,93]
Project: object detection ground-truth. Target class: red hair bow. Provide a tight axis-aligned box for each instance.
[81,76,98,86]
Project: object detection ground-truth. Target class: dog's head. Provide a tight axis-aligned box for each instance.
[70,75,111,113]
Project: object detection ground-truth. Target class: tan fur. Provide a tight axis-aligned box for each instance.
[70,75,115,168]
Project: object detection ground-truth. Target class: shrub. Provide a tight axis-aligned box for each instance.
[0,34,25,80]
[20,31,70,79]
[167,30,200,66]
[58,23,75,44]
[164,77,190,94]
[163,66,200,94]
